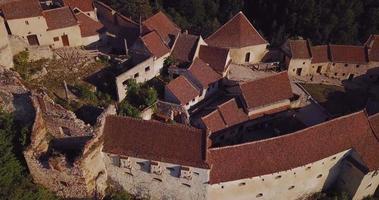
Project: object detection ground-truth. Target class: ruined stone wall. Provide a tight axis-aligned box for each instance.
[23,92,114,199]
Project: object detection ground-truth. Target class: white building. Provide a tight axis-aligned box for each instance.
[101,111,379,200]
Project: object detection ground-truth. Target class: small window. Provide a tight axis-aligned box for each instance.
[134,73,139,78]
[334,73,338,76]
[239,182,246,186]
[245,52,250,62]
[153,178,162,182]
[344,64,348,67]
[221,185,224,189]
[53,37,59,41]
[275,175,282,179]
[256,193,263,198]
[332,63,336,66]
[317,174,323,178]
[356,65,360,68]
[288,186,295,190]
[186,103,189,106]
[331,156,337,160]
[192,98,195,102]
[25,20,29,25]
[145,66,150,72]
[303,62,306,65]
[306,166,311,170]
[366,183,372,189]
[342,73,345,76]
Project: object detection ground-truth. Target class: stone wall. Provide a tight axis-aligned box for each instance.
[208,150,349,200]
[229,44,268,65]
[0,18,14,68]
[103,153,210,200]
[23,92,115,198]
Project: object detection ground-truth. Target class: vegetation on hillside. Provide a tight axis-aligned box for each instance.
[118,79,158,118]
[0,109,57,200]
[102,0,379,46]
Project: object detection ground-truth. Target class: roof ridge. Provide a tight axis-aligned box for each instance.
[106,115,201,132]
[240,71,285,85]
[209,110,367,151]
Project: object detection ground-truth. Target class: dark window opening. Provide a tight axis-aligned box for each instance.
[53,37,59,41]
[296,68,302,76]
[317,174,323,178]
[25,20,29,25]
[153,178,162,182]
[317,66,322,73]
[134,73,139,78]
[256,193,263,198]
[345,64,348,67]
[245,52,250,62]
[239,182,246,186]
[145,66,150,72]
[275,175,282,179]
[288,186,295,190]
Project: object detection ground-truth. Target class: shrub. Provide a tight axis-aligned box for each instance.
[118,101,140,118]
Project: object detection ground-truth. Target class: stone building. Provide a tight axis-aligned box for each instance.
[205,12,268,65]
[0,0,101,49]
[115,11,180,101]
[0,17,13,68]
[101,111,379,200]
[283,37,379,82]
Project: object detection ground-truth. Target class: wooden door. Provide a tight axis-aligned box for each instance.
[27,34,39,46]
[61,35,69,46]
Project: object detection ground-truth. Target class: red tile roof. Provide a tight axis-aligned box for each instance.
[171,33,200,63]
[166,75,200,105]
[43,7,78,30]
[365,35,379,62]
[198,45,230,74]
[207,111,379,184]
[311,45,330,63]
[141,31,170,58]
[329,45,368,64]
[76,12,103,37]
[142,11,181,44]
[205,12,267,48]
[369,112,379,139]
[201,110,227,133]
[288,39,311,59]
[63,0,94,12]
[239,72,293,110]
[103,115,208,168]
[201,98,248,133]
[0,0,42,20]
[188,58,221,89]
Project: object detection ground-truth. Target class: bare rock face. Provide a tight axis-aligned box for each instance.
[0,67,34,123]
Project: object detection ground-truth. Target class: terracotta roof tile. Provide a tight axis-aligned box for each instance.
[201,98,248,133]
[311,45,330,63]
[205,12,267,48]
[188,58,221,89]
[142,11,181,44]
[103,115,208,168]
[365,35,379,62]
[141,31,170,58]
[369,112,379,139]
[329,45,368,64]
[201,110,226,133]
[76,12,103,37]
[239,72,293,110]
[0,0,42,20]
[171,33,199,63]
[198,45,230,74]
[166,75,200,105]
[218,98,248,126]
[43,7,78,30]
[63,0,94,12]
[208,111,379,184]
[288,39,311,59]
